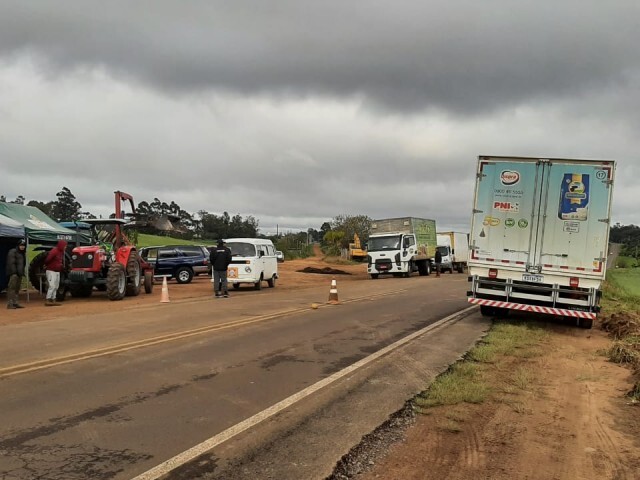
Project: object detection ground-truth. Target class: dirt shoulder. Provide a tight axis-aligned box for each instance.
[337,321,640,480]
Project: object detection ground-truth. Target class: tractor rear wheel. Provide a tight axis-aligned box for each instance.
[28,251,48,292]
[28,251,67,301]
[106,263,126,300]
[144,271,154,294]
[125,251,142,297]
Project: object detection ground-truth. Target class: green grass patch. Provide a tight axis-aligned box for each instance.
[511,366,535,390]
[415,363,489,408]
[416,320,547,414]
[135,233,206,248]
[605,268,640,305]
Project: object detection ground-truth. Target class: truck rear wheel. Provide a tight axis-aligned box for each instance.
[576,318,593,329]
[480,305,496,317]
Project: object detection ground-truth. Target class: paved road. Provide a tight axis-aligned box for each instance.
[0,274,488,480]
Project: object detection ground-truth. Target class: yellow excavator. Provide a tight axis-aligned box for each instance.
[348,233,368,261]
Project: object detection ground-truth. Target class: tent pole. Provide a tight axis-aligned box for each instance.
[26,236,30,302]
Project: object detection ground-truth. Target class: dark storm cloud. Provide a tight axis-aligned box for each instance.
[1,1,638,114]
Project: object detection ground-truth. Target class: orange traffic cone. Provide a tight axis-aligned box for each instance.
[327,278,340,305]
[160,276,170,303]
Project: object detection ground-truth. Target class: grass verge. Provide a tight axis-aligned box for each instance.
[415,320,547,415]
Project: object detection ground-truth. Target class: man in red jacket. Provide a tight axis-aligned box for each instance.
[44,239,67,306]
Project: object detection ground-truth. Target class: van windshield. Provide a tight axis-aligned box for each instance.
[227,242,257,257]
[367,235,402,252]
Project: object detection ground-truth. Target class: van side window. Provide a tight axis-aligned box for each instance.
[266,245,275,256]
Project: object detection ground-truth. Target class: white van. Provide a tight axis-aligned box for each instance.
[224,238,278,290]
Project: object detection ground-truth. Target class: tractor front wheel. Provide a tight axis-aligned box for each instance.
[106,263,127,300]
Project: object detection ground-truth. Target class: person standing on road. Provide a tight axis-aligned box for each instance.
[210,239,232,298]
[6,239,27,309]
[44,239,67,306]
[434,248,442,277]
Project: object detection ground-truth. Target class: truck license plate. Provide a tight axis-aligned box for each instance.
[523,274,543,283]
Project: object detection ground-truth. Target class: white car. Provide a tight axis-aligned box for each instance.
[276,250,285,262]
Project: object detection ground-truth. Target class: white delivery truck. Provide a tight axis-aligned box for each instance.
[367,217,437,279]
[436,231,469,273]
[467,155,616,328]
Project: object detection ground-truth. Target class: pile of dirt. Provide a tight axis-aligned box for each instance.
[298,266,352,275]
[599,312,640,400]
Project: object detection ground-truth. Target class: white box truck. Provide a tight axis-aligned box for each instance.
[367,217,437,279]
[436,231,469,273]
[467,156,616,328]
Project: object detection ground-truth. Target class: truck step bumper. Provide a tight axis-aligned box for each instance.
[468,298,596,319]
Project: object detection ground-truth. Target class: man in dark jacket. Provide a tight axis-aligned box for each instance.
[210,239,232,298]
[434,248,442,277]
[44,239,67,306]
[6,239,26,309]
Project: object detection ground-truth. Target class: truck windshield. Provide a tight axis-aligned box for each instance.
[368,235,402,252]
[226,242,257,257]
[437,246,449,256]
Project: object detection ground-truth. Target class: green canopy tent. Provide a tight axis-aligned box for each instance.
[0,203,75,245]
[0,203,76,300]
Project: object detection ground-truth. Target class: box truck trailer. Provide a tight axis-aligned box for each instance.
[436,231,469,273]
[467,156,616,328]
[367,217,436,279]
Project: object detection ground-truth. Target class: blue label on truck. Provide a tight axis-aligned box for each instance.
[558,173,589,221]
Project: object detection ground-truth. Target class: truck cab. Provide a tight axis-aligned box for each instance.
[367,232,418,278]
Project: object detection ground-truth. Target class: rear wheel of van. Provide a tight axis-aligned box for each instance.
[267,275,276,288]
[254,275,263,290]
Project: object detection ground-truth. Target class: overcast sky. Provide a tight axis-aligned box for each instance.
[1,1,638,234]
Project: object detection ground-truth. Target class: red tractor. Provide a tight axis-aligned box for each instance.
[66,191,154,300]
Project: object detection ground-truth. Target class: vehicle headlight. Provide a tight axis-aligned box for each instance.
[87,254,93,260]
[245,266,252,273]
[72,254,78,260]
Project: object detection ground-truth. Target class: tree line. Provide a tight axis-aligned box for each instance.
[4,189,638,258]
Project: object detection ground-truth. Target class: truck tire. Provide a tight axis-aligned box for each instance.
[417,260,428,276]
[577,318,593,329]
[125,252,142,296]
[480,305,496,317]
[457,264,465,273]
[106,263,127,300]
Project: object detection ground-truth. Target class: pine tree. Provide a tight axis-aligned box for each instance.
[51,187,82,222]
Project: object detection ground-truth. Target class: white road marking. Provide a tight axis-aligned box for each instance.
[130,305,477,480]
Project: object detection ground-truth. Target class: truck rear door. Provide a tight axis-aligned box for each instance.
[535,159,614,279]
[470,158,541,269]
